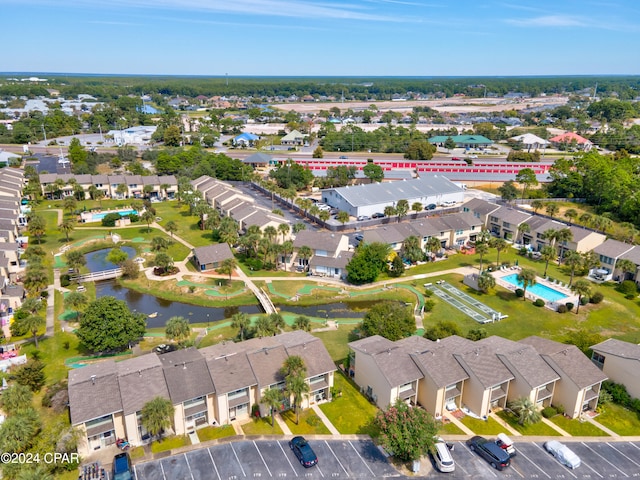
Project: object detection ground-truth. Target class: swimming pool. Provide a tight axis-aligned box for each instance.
[89,209,137,221]
[501,273,568,302]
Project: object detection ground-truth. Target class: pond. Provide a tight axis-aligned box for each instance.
[95,281,372,328]
[85,246,136,272]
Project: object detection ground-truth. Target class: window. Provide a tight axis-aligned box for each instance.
[309,375,325,387]
[503,222,510,229]
[228,388,249,401]
[399,382,413,393]
[455,229,463,235]
[592,352,606,368]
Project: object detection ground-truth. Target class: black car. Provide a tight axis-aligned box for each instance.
[289,436,318,468]
[426,203,437,210]
[467,436,510,470]
[371,212,385,219]
[112,452,133,480]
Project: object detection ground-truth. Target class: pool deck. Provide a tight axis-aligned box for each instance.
[492,268,579,310]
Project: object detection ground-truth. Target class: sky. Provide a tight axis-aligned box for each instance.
[1,0,639,76]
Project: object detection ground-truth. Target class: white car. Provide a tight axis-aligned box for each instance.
[433,438,455,473]
[544,440,581,469]
[441,201,456,207]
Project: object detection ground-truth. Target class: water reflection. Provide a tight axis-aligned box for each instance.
[85,246,136,272]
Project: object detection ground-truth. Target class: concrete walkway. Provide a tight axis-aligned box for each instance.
[489,412,521,436]
[274,413,292,435]
[540,416,571,436]
[583,415,619,437]
[442,411,474,435]
[311,404,340,435]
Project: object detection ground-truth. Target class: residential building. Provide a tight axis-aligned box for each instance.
[591,239,635,280]
[293,230,350,278]
[69,332,335,456]
[549,132,593,151]
[488,207,531,241]
[461,198,500,227]
[280,130,307,146]
[192,244,234,271]
[590,338,640,400]
[509,133,550,151]
[428,135,493,149]
[39,173,177,200]
[519,336,607,418]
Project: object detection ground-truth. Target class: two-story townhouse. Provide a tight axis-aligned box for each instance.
[461,198,500,228]
[109,174,127,199]
[488,206,531,241]
[521,217,569,253]
[520,336,607,418]
[348,335,426,409]
[439,212,483,247]
[158,348,216,435]
[293,230,350,278]
[590,338,640,400]
[91,175,110,198]
[616,246,640,283]
[141,175,160,199]
[124,175,144,198]
[362,223,417,252]
[567,225,606,254]
[591,239,635,281]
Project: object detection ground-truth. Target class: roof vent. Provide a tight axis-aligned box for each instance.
[90,375,96,385]
[387,348,392,355]
[138,370,142,377]
[183,362,187,369]
[303,343,306,349]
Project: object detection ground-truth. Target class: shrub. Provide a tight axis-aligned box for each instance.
[580,296,589,305]
[519,247,528,256]
[602,381,632,406]
[60,274,71,287]
[101,212,122,227]
[556,304,568,313]
[515,288,524,298]
[590,291,604,304]
[423,299,436,312]
[617,280,637,298]
[565,302,574,312]
[533,298,545,307]
[541,406,557,418]
[129,214,140,222]
[423,289,433,297]
[554,404,565,415]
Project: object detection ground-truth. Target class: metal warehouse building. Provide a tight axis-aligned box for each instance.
[321,175,465,218]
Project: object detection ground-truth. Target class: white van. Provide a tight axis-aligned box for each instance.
[496,433,516,457]
[434,439,455,472]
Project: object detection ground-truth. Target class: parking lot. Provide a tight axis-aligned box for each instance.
[134,438,400,479]
[427,440,640,480]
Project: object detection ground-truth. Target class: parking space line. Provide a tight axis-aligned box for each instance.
[231,443,247,477]
[347,441,375,477]
[511,464,525,478]
[531,443,576,479]
[277,442,298,477]
[184,453,195,480]
[324,440,349,477]
[133,465,138,480]
[607,443,640,468]
[160,460,166,479]
[515,449,551,478]
[206,448,222,480]
[628,442,640,451]
[582,442,627,477]
[253,440,273,477]
[315,464,325,478]
[462,443,497,477]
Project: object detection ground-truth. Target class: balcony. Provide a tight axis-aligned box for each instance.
[536,385,554,403]
[490,386,507,402]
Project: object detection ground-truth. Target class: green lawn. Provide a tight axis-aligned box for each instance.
[241,417,284,435]
[459,415,508,435]
[312,326,358,364]
[319,372,378,436]
[282,409,331,435]
[154,202,214,247]
[495,411,559,436]
[150,435,190,453]
[549,415,609,436]
[438,421,466,435]
[594,403,640,436]
[197,425,236,442]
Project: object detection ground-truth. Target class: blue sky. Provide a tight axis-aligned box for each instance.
[1,0,639,76]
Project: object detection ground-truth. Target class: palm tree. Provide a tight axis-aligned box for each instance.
[278,223,290,243]
[615,259,636,283]
[141,210,155,232]
[292,222,306,234]
[165,316,191,343]
[65,249,86,273]
[572,279,592,314]
[411,202,423,218]
[141,397,174,441]
[477,271,496,293]
[619,222,638,244]
[116,183,128,199]
[517,268,537,301]
[164,220,178,239]
[491,238,508,267]
[540,245,556,277]
[1,384,33,416]
[204,209,221,233]
[150,236,170,252]
[280,240,293,270]
[508,397,541,426]
[286,374,310,425]
[554,228,573,263]
[193,202,213,230]
[23,315,45,348]
[564,208,578,223]
[64,291,88,321]
[579,212,593,227]
[263,225,277,243]
[254,315,273,338]
[62,196,77,216]
[261,387,283,427]
[281,355,307,378]
[530,199,544,214]
[395,199,409,223]
[231,312,250,341]
[476,242,490,273]
[160,183,170,200]
[296,245,313,270]
[219,257,237,282]
[563,250,583,286]
[425,237,441,259]
[545,202,559,218]
[23,267,48,296]
[26,214,46,244]
[336,211,349,225]
[58,218,75,243]
[319,209,330,223]
[293,315,311,331]
[517,223,531,244]
[269,312,285,333]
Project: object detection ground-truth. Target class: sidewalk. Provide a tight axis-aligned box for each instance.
[583,415,619,437]
[311,404,340,435]
[489,412,521,436]
[442,411,474,435]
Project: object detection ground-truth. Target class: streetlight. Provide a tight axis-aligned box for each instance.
[207,313,210,330]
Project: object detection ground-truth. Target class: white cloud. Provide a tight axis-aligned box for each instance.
[506,15,588,27]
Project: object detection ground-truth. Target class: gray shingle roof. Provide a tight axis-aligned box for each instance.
[159,348,215,403]
[206,350,258,395]
[590,338,640,361]
[116,354,170,415]
[618,246,640,265]
[453,342,515,389]
[592,239,635,259]
[293,230,343,253]
[68,361,122,425]
[410,342,470,388]
[462,198,500,216]
[519,336,607,389]
[489,206,531,225]
[309,250,353,269]
[326,176,462,207]
[247,345,289,388]
[193,243,234,266]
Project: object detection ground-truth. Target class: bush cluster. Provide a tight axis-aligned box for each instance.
[566,302,574,311]
[515,288,524,298]
[533,299,545,307]
[60,274,71,287]
[590,291,604,304]
[556,304,568,313]
[541,406,557,418]
[601,381,640,414]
